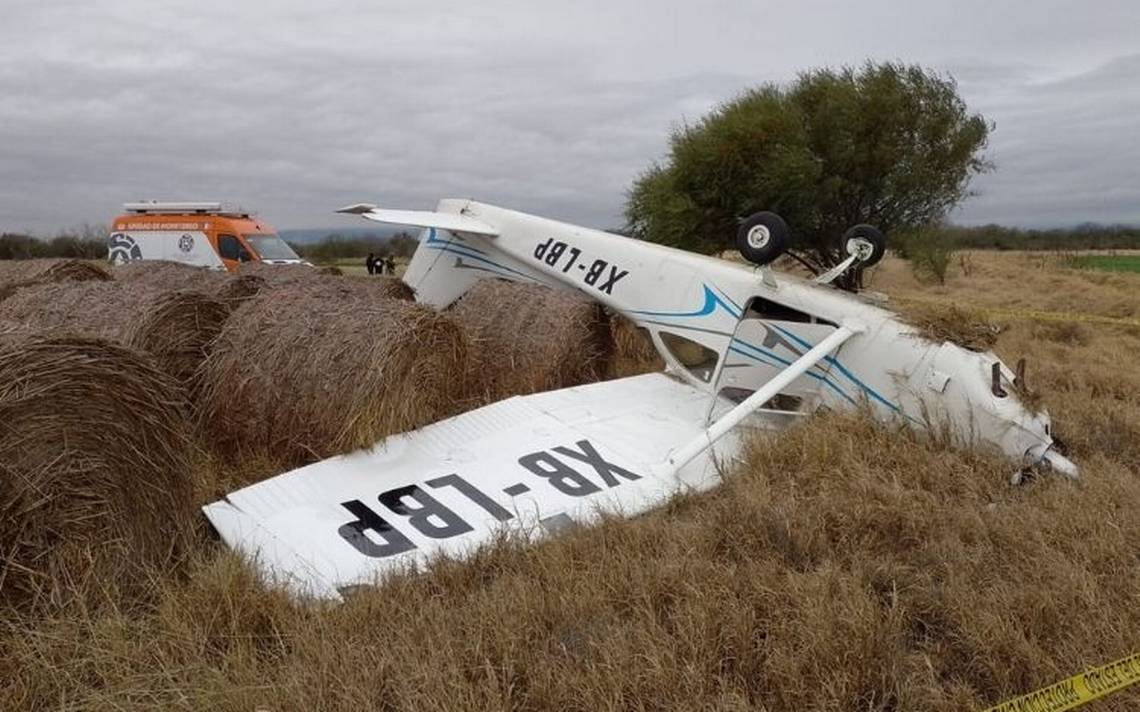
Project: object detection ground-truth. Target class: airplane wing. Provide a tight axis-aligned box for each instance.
[335,203,499,237]
[202,373,763,601]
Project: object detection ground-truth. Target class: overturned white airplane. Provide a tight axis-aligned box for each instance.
[204,200,1075,600]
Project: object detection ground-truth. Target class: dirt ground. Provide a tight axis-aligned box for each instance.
[2,252,1138,711]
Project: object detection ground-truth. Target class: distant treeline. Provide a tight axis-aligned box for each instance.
[287,232,419,261]
[932,223,1140,251]
[0,226,108,260]
[3,223,1139,261]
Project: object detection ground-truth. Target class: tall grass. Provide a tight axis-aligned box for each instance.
[3,253,1140,710]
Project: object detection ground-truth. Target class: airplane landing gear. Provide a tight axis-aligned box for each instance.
[736,212,790,266]
[841,224,886,268]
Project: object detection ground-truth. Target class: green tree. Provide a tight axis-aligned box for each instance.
[625,62,991,286]
[894,226,956,284]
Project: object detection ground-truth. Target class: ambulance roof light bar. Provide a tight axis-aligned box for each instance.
[123,201,254,218]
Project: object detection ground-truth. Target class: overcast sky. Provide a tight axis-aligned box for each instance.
[1,0,1138,234]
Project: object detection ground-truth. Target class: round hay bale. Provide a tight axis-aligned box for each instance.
[361,275,415,301]
[0,281,143,340]
[0,258,111,285]
[0,320,28,339]
[113,261,268,305]
[125,290,233,396]
[198,281,468,466]
[0,282,233,395]
[0,259,111,302]
[218,273,268,303]
[113,260,226,290]
[609,313,665,377]
[235,262,331,285]
[448,279,612,403]
[0,337,195,612]
[236,261,414,300]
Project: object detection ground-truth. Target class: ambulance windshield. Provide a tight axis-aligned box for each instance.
[244,234,300,260]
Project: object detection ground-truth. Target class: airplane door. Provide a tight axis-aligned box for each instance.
[713,297,844,413]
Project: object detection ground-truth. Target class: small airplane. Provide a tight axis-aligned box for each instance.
[204,199,1076,600]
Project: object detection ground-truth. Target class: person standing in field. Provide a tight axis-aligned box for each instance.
[385,255,396,275]
[366,252,376,275]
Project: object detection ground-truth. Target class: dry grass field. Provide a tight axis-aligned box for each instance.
[1,253,1138,710]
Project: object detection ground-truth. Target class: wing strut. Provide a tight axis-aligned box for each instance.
[666,322,863,473]
[813,253,861,285]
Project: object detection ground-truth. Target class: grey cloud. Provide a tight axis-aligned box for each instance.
[1,0,1139,233]
[953,54,1140,226]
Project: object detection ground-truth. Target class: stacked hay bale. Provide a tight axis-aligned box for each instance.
[113,260,227,290]
[354,274,415,301]
[0,281,146,339]
[0,281,232,395]
[608,313,665,377]
[198,280,467,468]
[237,261,414,300]
[0,258,111,302]
[448,279,613,403]
[115,259,413,301]
[237,262,341,280]
[113,260,266,304]
[125,291,234,397]
[0,336,195,612]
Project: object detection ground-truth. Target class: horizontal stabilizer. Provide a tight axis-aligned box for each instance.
[335,204,499,237]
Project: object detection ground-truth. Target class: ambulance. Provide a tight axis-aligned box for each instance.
[108,201,305,272]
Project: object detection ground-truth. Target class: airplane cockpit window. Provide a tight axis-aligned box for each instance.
[746,297,836,327]
[659,331,719,382]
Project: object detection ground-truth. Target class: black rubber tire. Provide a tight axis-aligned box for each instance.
[842,224,886,267]
[736,212,790,266]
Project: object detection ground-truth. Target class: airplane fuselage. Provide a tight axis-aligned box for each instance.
[402,199,1072,473]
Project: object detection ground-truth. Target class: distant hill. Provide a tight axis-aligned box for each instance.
[280,226,410,245]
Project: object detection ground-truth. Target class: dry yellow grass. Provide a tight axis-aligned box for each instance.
[868,250,1140,321]
[895,303,1004,351]
[871,252,1140,471]
[1,253,1138,710]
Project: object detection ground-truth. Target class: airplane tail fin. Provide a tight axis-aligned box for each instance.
[338,202,542,308]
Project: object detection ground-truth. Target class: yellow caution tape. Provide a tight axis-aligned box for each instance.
[982,652,1140,712]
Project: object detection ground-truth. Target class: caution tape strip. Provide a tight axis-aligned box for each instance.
[890,296,1140,328]
[982,652,1140,712]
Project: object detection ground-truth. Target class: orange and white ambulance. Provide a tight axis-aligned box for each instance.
[108,201,305,272]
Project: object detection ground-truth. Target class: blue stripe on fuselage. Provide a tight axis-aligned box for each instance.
[768,323,905,415]
[422,228,532,280]
[631,284,742,320]
[728,339,857,405]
